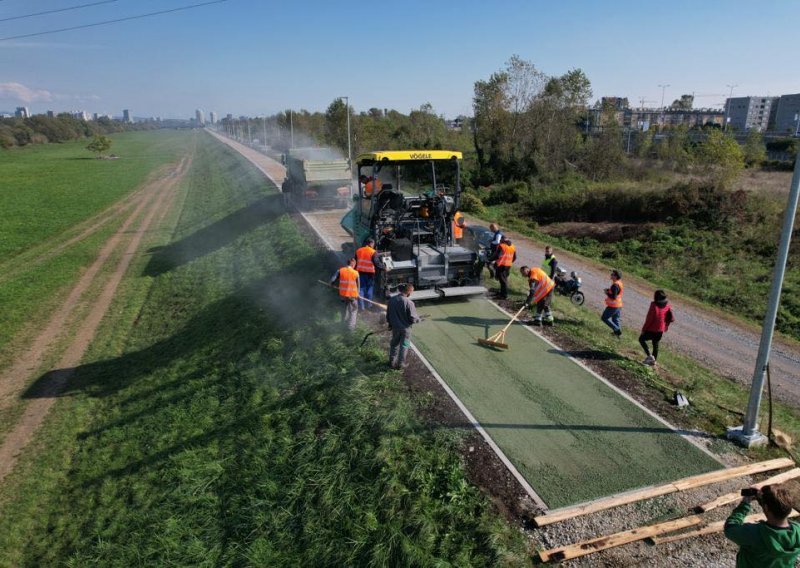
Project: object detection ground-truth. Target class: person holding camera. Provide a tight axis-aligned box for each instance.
[724,483,800,567]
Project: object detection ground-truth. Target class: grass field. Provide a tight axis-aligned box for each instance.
[0,130,189,263]
[0,131,193,361]
[0,133,529,566]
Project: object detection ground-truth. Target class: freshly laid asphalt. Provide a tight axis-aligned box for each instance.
[412,298,721,509]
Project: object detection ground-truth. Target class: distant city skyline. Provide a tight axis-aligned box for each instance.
[1,0,798,119]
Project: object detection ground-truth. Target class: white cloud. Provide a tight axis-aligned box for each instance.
[0,82,53,103]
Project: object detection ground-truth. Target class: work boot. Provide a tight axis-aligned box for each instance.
[532,319,542,327]
[543,319,554,327]
[613,329,622,338]
[642,355,655,366]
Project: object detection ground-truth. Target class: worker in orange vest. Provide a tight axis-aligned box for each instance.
[520,266,555,326]
[601,269,624,337]
[491,237,516,299]
[452,211,466,242]
[329,257,360,331]
[355,237,385,310]
[360,175,382,197]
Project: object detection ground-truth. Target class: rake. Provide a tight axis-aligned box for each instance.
[477,304,527,350]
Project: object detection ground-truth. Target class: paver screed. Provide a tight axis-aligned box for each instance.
[411,298,721,509]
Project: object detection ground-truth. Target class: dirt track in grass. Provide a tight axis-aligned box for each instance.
[0,156,190,483]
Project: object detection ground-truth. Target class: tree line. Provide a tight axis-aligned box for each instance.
[0,114,159,149]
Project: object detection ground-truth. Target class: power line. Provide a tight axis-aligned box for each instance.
[0,1,120,23]
[0,0,229,41]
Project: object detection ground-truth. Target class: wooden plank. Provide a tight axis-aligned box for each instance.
[534,457,794,527]
[538,515,703,563]
[651,511,798,545]
[673,458,795,491]
[696,468,800,513]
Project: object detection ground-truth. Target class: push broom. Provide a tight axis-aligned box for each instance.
[477,304,527,350]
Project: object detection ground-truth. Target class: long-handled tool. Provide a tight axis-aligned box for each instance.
[477,304,527,350]
[316,280,388,310]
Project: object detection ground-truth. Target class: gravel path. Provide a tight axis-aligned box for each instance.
[483,220,800,408]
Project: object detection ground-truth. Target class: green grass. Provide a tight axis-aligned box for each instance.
[0,130,190,263]
[0,133,529,567]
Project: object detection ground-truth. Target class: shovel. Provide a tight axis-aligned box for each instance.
[477,304,527,350]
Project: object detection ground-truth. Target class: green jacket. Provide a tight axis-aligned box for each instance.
[724,501,800,568]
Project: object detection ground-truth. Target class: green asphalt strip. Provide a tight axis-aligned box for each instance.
[411,298,721,509]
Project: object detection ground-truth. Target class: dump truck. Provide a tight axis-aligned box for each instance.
[281,147,351,209]
[340,150,485,301]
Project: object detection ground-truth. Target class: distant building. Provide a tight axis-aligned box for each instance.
[724,96,778,132]
[93,112,99,121]
[46,110,55,118]
[196,109,205,126]
[72,110,90,121]
[772,93,800,135]
[209,111,217,124]
[226,113,233,121]
[15,106,30,118]
[123,109,132,123]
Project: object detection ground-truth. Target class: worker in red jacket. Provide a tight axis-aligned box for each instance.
[639,289,674,366]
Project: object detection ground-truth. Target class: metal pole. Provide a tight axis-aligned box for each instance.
[263,116,267,152]
[724,84,737,132]
[290,110,294,149]
[730,153,800,447]
[342,96,353,197]
[658,84,670,127]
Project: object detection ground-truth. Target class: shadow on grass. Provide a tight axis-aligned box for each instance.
[143,193,285,276]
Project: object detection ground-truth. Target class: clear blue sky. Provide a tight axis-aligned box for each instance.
[1,0,798,119]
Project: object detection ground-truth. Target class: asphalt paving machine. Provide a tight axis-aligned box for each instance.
[340,150,485,301]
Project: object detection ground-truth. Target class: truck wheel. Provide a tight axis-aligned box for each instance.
[570,291,585,306]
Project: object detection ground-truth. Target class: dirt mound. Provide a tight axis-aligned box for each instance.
[540,221,658,243]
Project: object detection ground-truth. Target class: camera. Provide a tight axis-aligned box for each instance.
[741,488,759,497]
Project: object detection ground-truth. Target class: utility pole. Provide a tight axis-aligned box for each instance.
[290,110,294,149]
[247,120,251,144]
[724,84,738,131]
[658,84,670,127]
[263,116,268,152]
[729,153,800,447]
[341,96,353,190]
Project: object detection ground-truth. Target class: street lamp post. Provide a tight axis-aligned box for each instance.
[729,153,800,447]
[290,110,294,149]
[263,116,268,152]
[341,96,353,196]
[724,84,738,132]
[658,83,670,127]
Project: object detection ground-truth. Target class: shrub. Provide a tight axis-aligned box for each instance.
[483,181,528,205]
[459,192,487,215]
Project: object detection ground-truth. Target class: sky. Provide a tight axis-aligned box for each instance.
[1,0,798,119]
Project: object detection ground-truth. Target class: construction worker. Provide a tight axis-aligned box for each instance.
[601,269,624,337]
[360,174,382,197]
[386,283,421,369]
[355,237,385,310]
[492,237,516,300]
[329,257,360,332]
[487,223,503,279]
[520,266,555,326]
[542,245,558,279]
[452,211,466,242]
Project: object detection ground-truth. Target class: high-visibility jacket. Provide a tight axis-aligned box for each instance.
[605,280,624,308]
[528,267,555,303]
[355,246,376,274]
[542,255,556,277]
[364,178,382,196]
[496,243,515,267]
[338,267,359,298]
[452,211,465,239]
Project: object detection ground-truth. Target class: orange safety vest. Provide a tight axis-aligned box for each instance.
[528,267,555,303]
[496,243,515,267]
[364,178,382,196]
[338,266,359,298]
[452,211,465,239]
[355,246,376,274]
[605,279,624,308]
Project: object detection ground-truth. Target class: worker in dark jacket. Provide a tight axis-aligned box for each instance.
[724,483,800,568]
[639,289,674,366]
[542,246,558,278]
[486,223,503,279]
[386,284,420,369]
